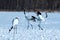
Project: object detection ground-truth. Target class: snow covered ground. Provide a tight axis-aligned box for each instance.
[0,11,60,40]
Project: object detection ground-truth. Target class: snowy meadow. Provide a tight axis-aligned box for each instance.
[0,11,60,40]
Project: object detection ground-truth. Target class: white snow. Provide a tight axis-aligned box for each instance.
[0,28,60,40]
[0,11,60,40]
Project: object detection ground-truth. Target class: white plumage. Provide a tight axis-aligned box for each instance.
[9,17,19,33]
[38,15,45,22]
[12,18,19,27]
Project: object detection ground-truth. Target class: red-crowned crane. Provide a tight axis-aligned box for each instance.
[36,11,47,30]
[24,10,37,29]
[9,17,19,34]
